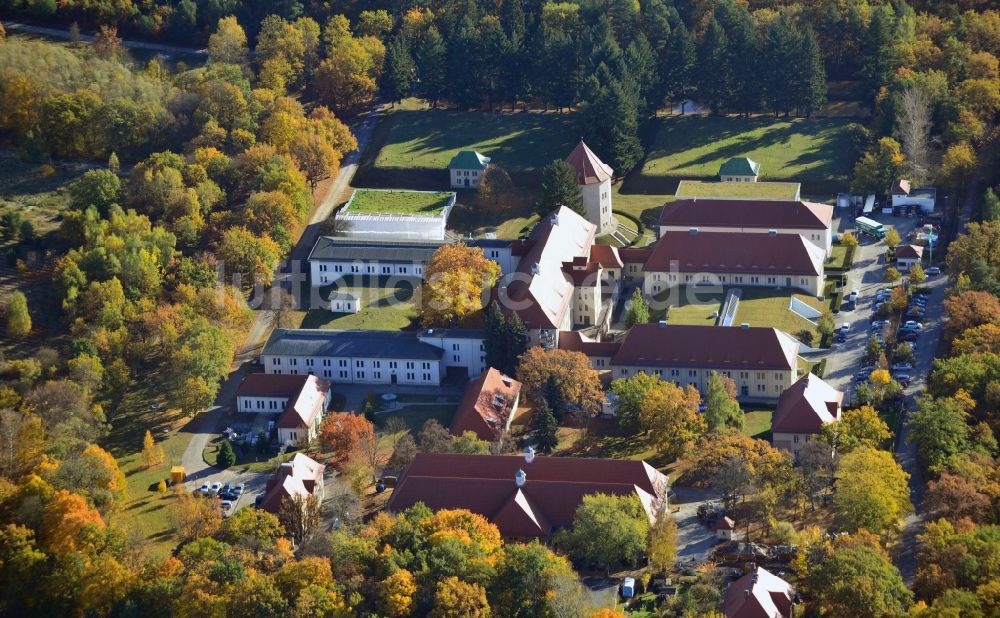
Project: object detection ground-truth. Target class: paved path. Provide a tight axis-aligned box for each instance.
[4,21,207,56]
[671,487,720,566]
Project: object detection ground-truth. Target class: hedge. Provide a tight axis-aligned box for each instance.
[814,358,828,378]
[613,210,645,247]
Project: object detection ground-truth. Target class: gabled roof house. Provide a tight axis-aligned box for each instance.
[771,373,843,455]
[450,368,522,440]
[723,566,795,618]
[259,453,326,514]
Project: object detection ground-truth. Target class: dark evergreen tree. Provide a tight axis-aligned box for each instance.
[625,32,658,116]
[381,34,414,105]
[544,30,582,112]
[859,5,898,106]
[501,0,527,44]
[478,17,512,110]
[543,374,567,422]
[217,440,236,468]
[539,159,584,215]
[531,400,559,453]
[696,18,731,114]
[587,15,626,81]
[448,19,483,109]
[416,27,447,107]
[762,14,800,116]
[640,0,674,53]
[714,0,759,115]
[484,301,507,372]
[504,312,529,376]
[579,66,643,174]
[660,22,696,113]
[793,29,827,117]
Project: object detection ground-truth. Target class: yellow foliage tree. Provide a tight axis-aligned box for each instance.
[379,569,417,617]
[430,576,491,618]
[639,382,705,459]
[142,430,165,469]
[170,490,222,542]
[40,489,106,556]
[420,243,500,327]
[516,347,604,415]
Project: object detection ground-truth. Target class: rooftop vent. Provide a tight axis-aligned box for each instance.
[550,213,559,226]
[658,320,668,328]
[768,229,778,237]
[515,468,527,486]
[689,227,699,235]
[524,446,535,464]
[740,323,750,329]
[531,262,540,275]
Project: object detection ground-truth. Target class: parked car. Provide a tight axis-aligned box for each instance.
[231,483,245,499]
[926,266,941,276]
[900,332,920,342]
[847,289,860,303]
[860,365,876,373]
[871,320,890,329]
[903,321,924,330]
[839,323,850,334]
[911,298,927,307]
[891,362,914,371]
[220,501,234,518]
[621,578,636,599]
[209,482,222,495]
[219,483,233,499]
[894,374,911,387]
[855,371,871,382]
[197,481,211,495]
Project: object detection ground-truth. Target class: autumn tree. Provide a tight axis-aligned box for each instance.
[884,266,901,283]
[430,576,491,618]
[640,381,704,459]
[141,430,164,469]
[885,227,901,249]
[943,290,1000,339]
[835,446,912,535]
[909,262,926,283]
[380,568,417,617]
[647,511,677,575]
[208,16,249,65]
[216,227,281,289]
[478,165,515,209]
[939,141,977,190]
[170,490,222,542]
[821,406,892,452]
[852,137,905,194]
[704,371,742,432]
[907,395,972,470]
[4,292,30,339]
[517,348,603,416]
[608,371,660,430]
[40,489,106,556]
[421,243,500,327]
[280,493,322,544]
[809,545,912,616]
[319,412,374,467]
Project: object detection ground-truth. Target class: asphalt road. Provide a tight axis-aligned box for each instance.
[4,21,207,56]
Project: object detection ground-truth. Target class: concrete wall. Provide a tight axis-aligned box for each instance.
[451,168,484,188]
[644,271,823,297]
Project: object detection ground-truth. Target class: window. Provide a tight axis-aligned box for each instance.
[306,358,314,367]
[739,372,748,379]
[750,276,759,284]
[357,371,365,379]
[373,361,381,368]
[322,359,331,367]
[688,370,697,377]
[382,266,391,274]
[596,359,605,367]
[406,362,414,369]
[757,372,766,380]
[334,264,343,272]
[757,384,766,392]
[452,355,460,362]
[319,264,327,272]
[374,372,382,380]
[767,277,776,285]
[356,360,364,368]
[272,358,280,365]
[452,343,460,351]
[422,373,431,381]
[422,362,430,369]
[339,360,348,367]
[289,359,297,366]
[774,373,782,380]
[793,435,800,444]
[339,371,348,378]
[671,370,679,377]
[389,361,397,369]
[323,370,331,378]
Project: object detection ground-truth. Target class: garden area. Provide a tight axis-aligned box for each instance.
[295,278,421,331]
[674,179,801,200]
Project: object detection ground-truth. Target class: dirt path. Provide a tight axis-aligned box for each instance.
[4,21,207,56]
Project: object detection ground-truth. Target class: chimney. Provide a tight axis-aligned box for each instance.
[689,227,699,235]
[550,213,559,226]
[515,469,526,487]
[658,320,668,328]
[531,262,540,275]
[740,323,750,330]
[523,446,535,464]
[768,229,778,237]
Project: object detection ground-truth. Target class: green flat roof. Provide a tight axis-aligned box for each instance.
[448,150,491,170]
[346,189,454,215]
[675,180,801,200]
[719,157,760,177]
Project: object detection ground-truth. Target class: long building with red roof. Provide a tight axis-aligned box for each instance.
[387,451,668,538]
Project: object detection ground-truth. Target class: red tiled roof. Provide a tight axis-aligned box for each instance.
[772,373,842,434]
[276,375,330,429]
[259,453,325,513]
[610,324,799,371]
[236,373,308,398]
[387,453,668,537]
[892,179,911,195]
[565,140,613,185]
[503,207,596,329]
[590,244,624,268]
[658,198,833,230]
[895,244,924,260]
[714,516,735,531]
[618,246,654,263]
[644,231,824,276]
[557,330,621,357]
[561,256,602,286]
[450,368,522,440]
[724,567,794,618]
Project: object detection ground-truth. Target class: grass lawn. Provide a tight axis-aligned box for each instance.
[631,116,855,195]
[649,285,825,344]
[372,100,579,172]
[742,408,774,440]
[825,245,854,270]
[374,404,458,433]
[203,440,297,473]
[298,279,420,331]
[675,180,801,200]
[346,188,453,215]
[447,189,538,239]
[555,418,662,465]
[649,287,724,325]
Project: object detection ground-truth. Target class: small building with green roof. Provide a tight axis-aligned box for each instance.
[719,157,760,183]
[448,150,492,189]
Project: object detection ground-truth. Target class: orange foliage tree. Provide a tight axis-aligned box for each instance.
[319,412,375,467]
[40,489,105,556]
[516,348,604,415]
[420,243,500,327]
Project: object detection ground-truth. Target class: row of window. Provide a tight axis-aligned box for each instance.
[272,368,434,383]
[318,263,424,275]
[270,357,431,370]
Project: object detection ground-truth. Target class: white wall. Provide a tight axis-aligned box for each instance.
[721,175,757,183]
[417,333,486,379]
[582,179,613,235]
[263,355,442,385]
[643,270,822,297]
[311,260,426,286]
[330,297,359,313]
[479,246,517,276]
[451,168,483,188]
[237,395,290,414]
[891,195,935,213]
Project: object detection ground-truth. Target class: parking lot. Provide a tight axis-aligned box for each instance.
[822,211,947,401]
